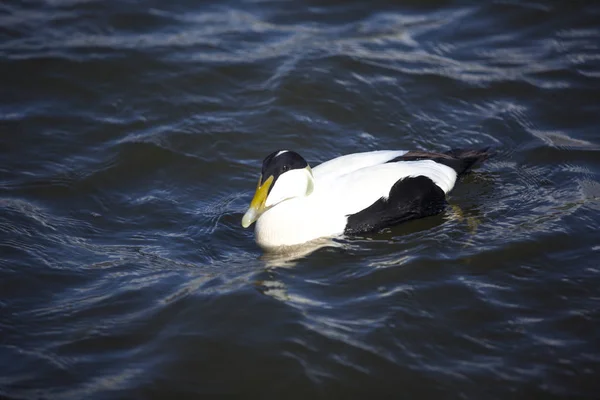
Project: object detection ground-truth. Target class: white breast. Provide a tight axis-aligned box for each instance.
[255,194,347,249]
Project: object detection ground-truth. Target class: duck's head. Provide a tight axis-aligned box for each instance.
[242,150,314,228]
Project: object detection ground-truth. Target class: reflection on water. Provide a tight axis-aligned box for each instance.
[259,238,348,268]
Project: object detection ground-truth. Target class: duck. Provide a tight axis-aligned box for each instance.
[242,148,490,250]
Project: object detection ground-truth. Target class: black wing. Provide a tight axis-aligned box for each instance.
[387,148,491,176]
[344,175,447,235]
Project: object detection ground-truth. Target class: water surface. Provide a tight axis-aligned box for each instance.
[2,0,600,398]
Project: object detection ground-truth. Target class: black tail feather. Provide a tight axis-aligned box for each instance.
[390,147,493,176]
[444,147,492,176]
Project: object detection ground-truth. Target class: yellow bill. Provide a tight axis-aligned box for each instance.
[242,175,274,228]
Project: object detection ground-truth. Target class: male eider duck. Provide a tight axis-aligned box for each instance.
[242,148,490,249]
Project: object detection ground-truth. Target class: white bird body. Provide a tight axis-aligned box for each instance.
[311,150,407,183]
[242,148,489,250]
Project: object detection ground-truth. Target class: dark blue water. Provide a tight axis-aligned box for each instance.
[2,1,600,398]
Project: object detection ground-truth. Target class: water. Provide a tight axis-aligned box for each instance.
[2,0,600,398]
